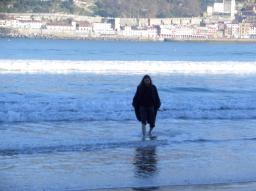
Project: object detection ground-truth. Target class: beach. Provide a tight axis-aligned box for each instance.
[86,182,256,191]
[1,39,256,190]
[2,119,256,190]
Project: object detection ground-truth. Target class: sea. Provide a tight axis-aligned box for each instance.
[1,38,256,191]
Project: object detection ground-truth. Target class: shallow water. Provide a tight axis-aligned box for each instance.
[1,73,256,123]
[1,120,256,190]
[1,39,256,190]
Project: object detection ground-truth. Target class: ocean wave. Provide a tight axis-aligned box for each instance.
[0,140,168,156]
[1,60,256,74]
[2,137,256,156]
[0,94,256,123]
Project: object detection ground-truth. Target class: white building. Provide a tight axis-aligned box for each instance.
[249,26,256,38]
[224,0,236,18]
[206,24,219,38]
[159,25,205,39]
[207,0,236,18]
[77,21,92,34]
[4,19,19,28]
[114,18,121,31]
[249,26,256,36]
[17,20,43,29]
[191,17,202,25]
[159,24,175,37]
[0,19,44,29]
[120,26,158,38]
[195,26,208,38]
[213,3,224,14]
[226,23,240,38]
[207,6,214,16]
[0,20,6,27]
[46,21,76,31]
[93,23,115,35]
[231,24,240,38]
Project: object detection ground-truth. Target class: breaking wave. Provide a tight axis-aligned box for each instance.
[1,92,256,123]
[1,60,256,74]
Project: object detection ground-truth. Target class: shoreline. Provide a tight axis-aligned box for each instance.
[164,38,256,43]
[84,181,256,191]
[0,34,162,42]
[1,31,256,43]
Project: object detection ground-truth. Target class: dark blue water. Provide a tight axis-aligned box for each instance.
[1,38,256,61]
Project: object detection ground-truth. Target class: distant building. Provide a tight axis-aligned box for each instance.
[76,21,92,34]
[207,6,213,16]
[206,24,219,38]
[137,18,149,27]
[225,23,240,38]
[4,19,20,28]
[0,19,44,29]
[240,23,253,38]
[149,18,163,26]
[18,20,43,29]
[158,18,173,25]
[171,18,182,25]
[114,18,121,31]
[195,26,208,39]
[213,2,224,14]
[159,25,206,39]
[232,24,240,38]
[119,26,158,38]
[0,20,6,27]
[16,15,31,21]
[92,23,115,35]
[46,21,76,31]
[191,17,202,25]
[119,18,138,27]
[207,0,236,18]
[248,25,256,37]
[224,0,236,18]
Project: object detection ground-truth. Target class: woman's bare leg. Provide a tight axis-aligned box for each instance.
[149,126,154,136]
[142,124,146,137]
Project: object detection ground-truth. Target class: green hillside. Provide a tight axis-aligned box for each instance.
[0,0,251,17]
[0,0,91,15]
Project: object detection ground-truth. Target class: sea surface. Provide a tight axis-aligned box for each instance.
[1,38,256,191]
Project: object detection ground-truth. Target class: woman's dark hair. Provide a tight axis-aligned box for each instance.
[140,74,152,86]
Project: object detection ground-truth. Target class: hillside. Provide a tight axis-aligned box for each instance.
[0,0,251,18]
[0,0,93,15]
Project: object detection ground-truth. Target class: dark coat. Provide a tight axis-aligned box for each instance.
[132,84,161,121]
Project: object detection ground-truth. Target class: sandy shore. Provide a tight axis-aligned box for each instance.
[84,182,256,191]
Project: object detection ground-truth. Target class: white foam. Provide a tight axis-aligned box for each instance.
[1,60,256,74]
[1,91,256,123]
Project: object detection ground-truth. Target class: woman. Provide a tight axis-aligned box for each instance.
[132,75,161,137]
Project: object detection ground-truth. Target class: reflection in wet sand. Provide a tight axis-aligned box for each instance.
[133,137,158,176]
[132,186,159,191]
[133,146,157,178]
[133,138,159,190]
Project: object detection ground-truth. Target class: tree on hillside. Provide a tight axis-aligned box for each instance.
[60,0,75,14]
[94,0,202,18]
[0,0,252,17]
[168,0,201,17]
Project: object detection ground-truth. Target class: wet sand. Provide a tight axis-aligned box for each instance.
[85,181,256,191]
